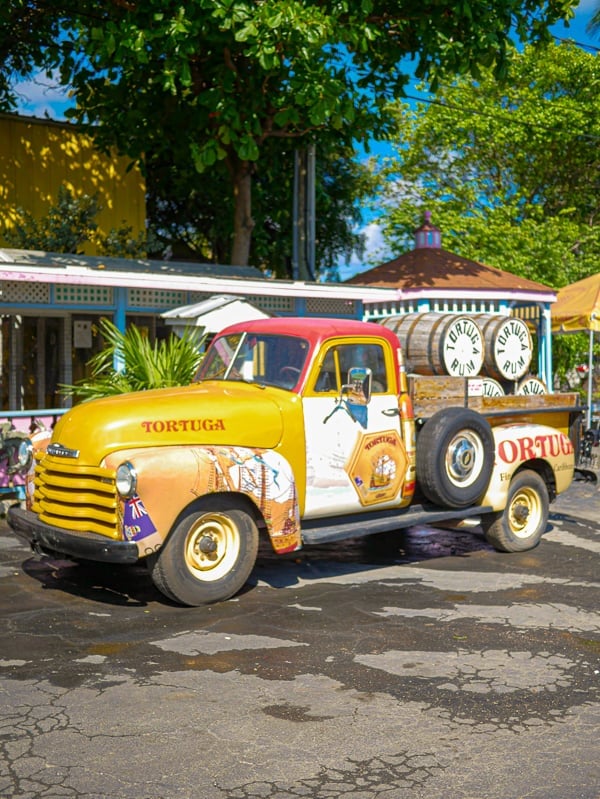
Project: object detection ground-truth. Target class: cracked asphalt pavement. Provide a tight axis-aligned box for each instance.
[1,473,599,799]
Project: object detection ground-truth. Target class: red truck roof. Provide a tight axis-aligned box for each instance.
[219,316,401,349]
[211,316,403,394]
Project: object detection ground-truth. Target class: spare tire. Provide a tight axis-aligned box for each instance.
[416,407,495,508]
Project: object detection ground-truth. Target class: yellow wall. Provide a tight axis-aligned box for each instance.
[0,113,146,253]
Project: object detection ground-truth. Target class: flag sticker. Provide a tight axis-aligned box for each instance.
[123,494,157,541]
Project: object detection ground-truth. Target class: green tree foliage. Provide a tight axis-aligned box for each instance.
[62,318,205,401]
[145,138,372,277]
[376,42,600,289]
[99,223,159,259]
[4,185,156,256]
[552,333,597,394]
[0,0,578,266]
[0,0,62,109]
[5,185,100,253]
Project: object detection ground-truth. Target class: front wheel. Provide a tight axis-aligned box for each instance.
[481,469,549,552]
[148,501,259,606]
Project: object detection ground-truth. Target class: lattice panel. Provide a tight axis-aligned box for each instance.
[250,295,295,313]
[0,280,51,303]
[128,288,186,307]
[54,284,113,304]
[305,297,358,316]
[187,293,214,304]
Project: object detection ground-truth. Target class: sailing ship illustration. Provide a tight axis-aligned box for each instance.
[369,453,396,489]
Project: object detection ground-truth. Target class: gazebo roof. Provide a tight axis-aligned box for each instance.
[346,211,554,300]
[346,246,553,295]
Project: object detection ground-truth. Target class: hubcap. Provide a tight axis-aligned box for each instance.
[446,431,484,487]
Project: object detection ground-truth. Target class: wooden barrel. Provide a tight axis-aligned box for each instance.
[472,314,532,381]
[381,313,484,377]
[482,378,505,397]
[516,376,547,395]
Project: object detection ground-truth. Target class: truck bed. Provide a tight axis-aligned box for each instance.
[409,375,582,427]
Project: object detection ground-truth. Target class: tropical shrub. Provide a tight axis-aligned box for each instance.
[62,318,205,401]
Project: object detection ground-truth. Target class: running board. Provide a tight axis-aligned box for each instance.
[301,503,493,545]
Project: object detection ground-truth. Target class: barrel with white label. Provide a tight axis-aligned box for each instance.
[516,376,547,395]
[382,313,484,377]
[472,314,533,382]
[482,378,505,397]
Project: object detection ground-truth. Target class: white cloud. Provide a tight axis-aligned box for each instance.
[338,221,392,280]
[12,71,72,120]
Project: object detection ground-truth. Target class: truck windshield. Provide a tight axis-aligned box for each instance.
[196,332,310,390]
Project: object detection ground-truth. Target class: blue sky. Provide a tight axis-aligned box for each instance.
[552,0,597,45]
[12,1,599,277]
[340,0,600,278]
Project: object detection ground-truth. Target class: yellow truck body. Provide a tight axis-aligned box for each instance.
[9,317,581,606]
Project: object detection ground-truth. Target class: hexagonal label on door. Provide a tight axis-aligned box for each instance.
[346,429,407,506]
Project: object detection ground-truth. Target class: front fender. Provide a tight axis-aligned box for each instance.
[480,423,575,511]
[104,445,301,555]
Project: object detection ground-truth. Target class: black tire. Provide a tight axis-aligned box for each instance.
[148,500,259,606]
[416,407,495,508]
[481,469,549,553]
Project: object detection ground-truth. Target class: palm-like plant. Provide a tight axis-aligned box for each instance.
[62,318,206,401]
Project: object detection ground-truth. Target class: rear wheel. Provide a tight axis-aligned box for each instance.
[148,500,259,606]
[482,469,549,552]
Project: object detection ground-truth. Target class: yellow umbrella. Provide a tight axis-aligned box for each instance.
[551,272,600,334]
[551,272,600,428]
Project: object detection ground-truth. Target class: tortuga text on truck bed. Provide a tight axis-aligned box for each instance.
[8,316,582,605]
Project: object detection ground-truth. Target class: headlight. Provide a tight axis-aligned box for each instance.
[17,439,33,471]
[115,462,137,498]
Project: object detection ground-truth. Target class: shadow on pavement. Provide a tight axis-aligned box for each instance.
[21,555,171,607]
[17,525,495,606]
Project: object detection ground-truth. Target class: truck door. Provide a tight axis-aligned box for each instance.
[302,339,409,517]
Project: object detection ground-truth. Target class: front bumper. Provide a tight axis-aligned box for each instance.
[8,507,139,564]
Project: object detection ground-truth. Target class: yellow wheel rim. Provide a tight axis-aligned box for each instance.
[184,512,242,582]
[508,486,541,539]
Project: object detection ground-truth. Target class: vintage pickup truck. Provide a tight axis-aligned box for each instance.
[9,316,581,606]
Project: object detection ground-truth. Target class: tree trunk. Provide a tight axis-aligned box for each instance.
[230,160,254,266]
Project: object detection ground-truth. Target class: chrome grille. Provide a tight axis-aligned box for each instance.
[33,453,121,538]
